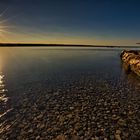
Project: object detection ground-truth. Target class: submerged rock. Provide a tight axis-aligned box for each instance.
[120,50,140,76]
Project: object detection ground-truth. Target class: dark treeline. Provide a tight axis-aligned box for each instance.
[0,43,140,47]
[0,43,112,47]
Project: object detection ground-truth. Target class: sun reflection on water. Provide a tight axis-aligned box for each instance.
[0,50,13,134]
[0,73,7,99]
[0,72,13,134]
[0,72,9,117]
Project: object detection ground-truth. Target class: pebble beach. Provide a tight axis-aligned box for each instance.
[0,76,140,140]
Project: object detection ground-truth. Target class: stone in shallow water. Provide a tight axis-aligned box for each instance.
[36,136,40,140]
[71,135,80,140]
[67,114,73,118]
[70,106,74,110]
[117,118,127,127]
[36,114,43,119]
[112,114,120,121]
[115,130,121,135]
[28,129,33,133]
[115,134,121,140]
[55,134,66,140]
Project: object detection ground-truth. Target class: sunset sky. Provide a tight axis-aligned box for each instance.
[0,0,140,45]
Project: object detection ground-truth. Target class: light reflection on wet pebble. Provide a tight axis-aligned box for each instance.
[0,72,12,134]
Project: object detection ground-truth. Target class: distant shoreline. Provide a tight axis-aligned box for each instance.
[0,43,140,48]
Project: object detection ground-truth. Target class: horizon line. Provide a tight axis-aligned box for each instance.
[0,43,140,48]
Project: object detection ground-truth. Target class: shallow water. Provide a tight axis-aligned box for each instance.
[0,47,140,138]
[0,47,140,86]
[0,47,140,102]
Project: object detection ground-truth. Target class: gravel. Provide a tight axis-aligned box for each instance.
[0,77,140,140]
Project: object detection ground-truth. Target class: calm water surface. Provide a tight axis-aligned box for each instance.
[0,47,140,119]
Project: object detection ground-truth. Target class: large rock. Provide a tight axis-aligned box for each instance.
[120,50,140,76]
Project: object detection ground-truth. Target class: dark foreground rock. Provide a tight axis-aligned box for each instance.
[121,50,140,76]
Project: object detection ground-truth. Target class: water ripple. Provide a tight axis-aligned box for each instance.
[0,72,10,118]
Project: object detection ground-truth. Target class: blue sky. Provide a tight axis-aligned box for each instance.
[0,0,140,45]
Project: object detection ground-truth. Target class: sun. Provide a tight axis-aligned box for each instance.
[0,9,13,39]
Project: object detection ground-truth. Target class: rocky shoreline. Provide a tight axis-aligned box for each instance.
[121,50,140,76]
[0,76,140,140]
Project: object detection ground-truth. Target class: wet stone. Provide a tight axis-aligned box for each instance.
[1,76,140,139]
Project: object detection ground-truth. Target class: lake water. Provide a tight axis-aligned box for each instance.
[0,47,140,139]
[0,47,140,90]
